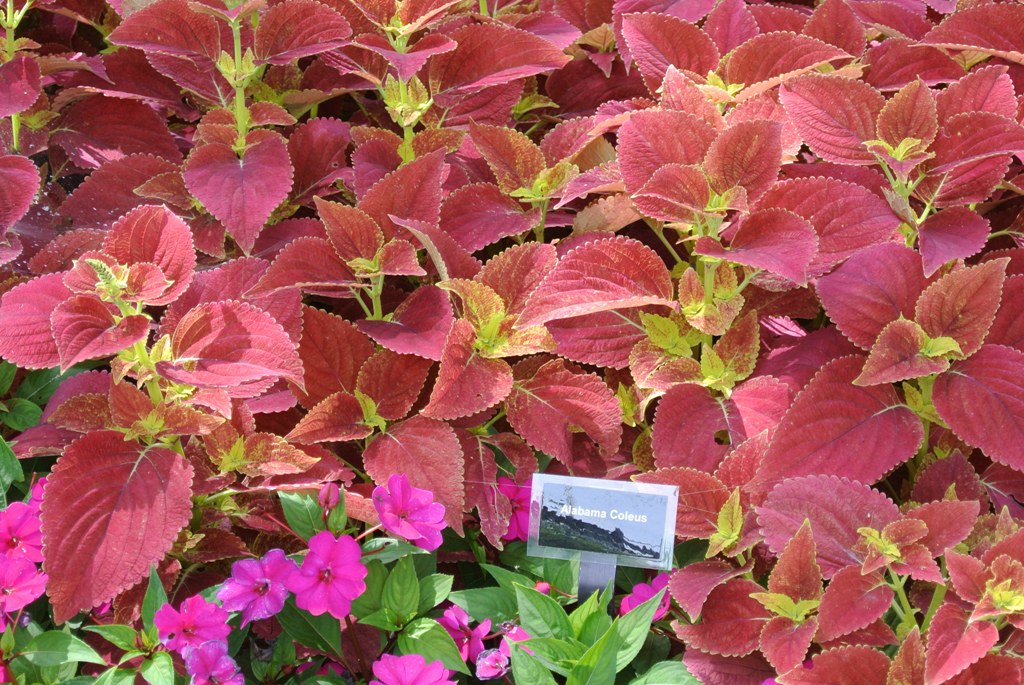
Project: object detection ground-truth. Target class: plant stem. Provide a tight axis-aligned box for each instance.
[4,0,25,152]
[651,223,684,265]
[889,569,917,628]
[230,19,249,150]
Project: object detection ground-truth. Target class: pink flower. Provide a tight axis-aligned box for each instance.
[370,653,456,685]
[27,477,46,515]
[499,623,532,656]
[438,604,490,662]
[185,641,244,685]
[217,549,297,626]
[153,595,231,654]
[0,556,46,628]
[372,474,446,551]
[619,573,670,621]
[497,477,530,542]
[476,648,510,680]
[534,581,551,595]
[0,502,43,562]
[319,483,340,510]
[285,531,367,620]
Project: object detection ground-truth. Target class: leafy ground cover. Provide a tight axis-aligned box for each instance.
[1,0,1024,681]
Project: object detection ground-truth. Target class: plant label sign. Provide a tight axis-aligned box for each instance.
[527,473,679,571]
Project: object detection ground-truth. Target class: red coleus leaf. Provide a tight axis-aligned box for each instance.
[422,319,513,420]
[933,345,1024,471]
[59,156,178,229]
[468,122,546,194]
[0,273,71,369]
[634,467,728,539]
[816,566,893,643]
[855,319,949,386]
[920,113,1024,199]
[682,649,775,685]
[52,96,181,169]
[694,209,817,285]
[359,149,445,241]
[757,475,900,579]
[816,242,928,350]
[477,242,558,319]
[428,22,570,96]
[250,236,356,296]
[779,74,884,165]
[286,391,371,444]
[669,559,751,620]
[252,0,351,64]
[0,154,39,231]
[674,579,770,656]
[925,603,999,685]
[863,38,961,92]
[923,4,1024,66]
[316,198,381,264]
[547,309,649,369]
[702,0,758,55]
[768,521,821,602]
[703,120,783,202]
[936,65,1018,123]
[724,32,851,102]
[0,56,41,118]
[102,205,196,306]
[183,131,294,254]
[753,355,922,487]
[918,208,990,278]
[619,13,718,90]
[357,285,454,361]
[108,0,221,60]
[109,381,222,437]
[915,259,1007,359]
[887,627,926,685]
[41,430,193,623]
[517,236,675,328]
[904,500,979,558]
[617,109,717,194]
[156,300,303,390]
[631,164,711,223]
[761,617,817,676]
[457,431,510,549]
[363,415,465,533]
[356,349,432,420]
[949,655,1023,685]
[356,33,456,82]
[988,276,1024,353]
[294,306,374,408]
[913,451,987,508]
[779,646,890,685]
[651,384,730,473]
[875,78,937,150]
[440,183,538,252]
[754,177,900,272]
[803,0,864,57]
[51,295,150,372]
[506,358,622,467]
[288,118,351,203]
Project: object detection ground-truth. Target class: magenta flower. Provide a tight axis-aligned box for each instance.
[27,477,46,515]
[497,477,530,542]
[217,549,296,627]
[153,595,231,653]
[438,604,490,662]
[476,648,510,680]
[185,641,245,685]
[619,573,670,621]
[0,555,47,628]
[370,653,456,685]
[372,474,446,551]
[499,623,532,656]
[319,483,340,510]
[0,502,43,562]
[285,531,367,620]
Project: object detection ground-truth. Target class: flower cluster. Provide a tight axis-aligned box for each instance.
[370,653,456,685]
[0,479,48,631]
[496,477,530,542]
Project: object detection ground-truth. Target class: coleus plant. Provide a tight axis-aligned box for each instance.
[0,0,1024,681]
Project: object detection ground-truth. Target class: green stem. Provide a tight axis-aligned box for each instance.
[480,407,506,433]
[651,223,684,265]
[368,275,385,320]
[702,258,717,308]
[230,19,249,150]
[5,0,23,152]
[351,288,373,318]
[478,0,487,14]
[890,569,917,628]
[532,199,548,242]
[922,581,946,634]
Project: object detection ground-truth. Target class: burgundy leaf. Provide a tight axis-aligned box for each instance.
[779,74,884,165]
[936,65,1018,123]
[619,12,718,89]
[682,649,775,685]
[987,276,1024,353]
[359,149,445,241]
[469,122,546,194]
[816,567,893,642]
[724,32,851,102]
[617,109,717,194]
[103,205,196,306]
[855,319,949,386]
[887,627,926,685]
[761,617,817,676]
[779,646,889,685]
[703,120,783,202]
[250,236,356,296]
[701,0,758,55]
[356,33,456,82]
[674,579,770,656]
[477,242,558,318]
[925,603,999,685]
[286,391,371,444]
[864,38,961,92]
[52,96,181,169]
[356,349,432,420]
[59,155,178,228]
[108,0,222,60]
[915,259,1006,358]
[905,500,979,558]
[634,467,728,539]
[356,285,454,361]
[316,198,382,263]
[440,183,538,252]
[253,0,351,64]
[288,118,351,202]
[694,209,816,285]
[918,208,990,278]
[669,559,751,620]
[923,4,1024,66]
[422,319,513,420]
[51,295,150,372]
[0,273,70,369]
[0,154,39,230]
[652,384,730,473]
[0,56,41,118]
[803,0,864,57]
[294,306,374,408]
[547,308,648,369]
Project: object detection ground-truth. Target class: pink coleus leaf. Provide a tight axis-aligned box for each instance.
[250,236,356,296]
[703,120,783,202]
[359,149,445,241]
[156,300,303,389]
[887,627,926,685]
[922,111,1024,181]
[357,285,454,361]
[915,259,1007,359]
[863,38,961,92]
[935,65,1018,123]
[631,164,710,224]
[468,122,546,194]
[779,646,890,685]
[363,415,465,533]
[102,205,196,306]
[107,0,221,59]
[988,276,1024,353]
[619,12,719,90]
[694,208,817,285]
[355,349,432,420]
[816,242,928,350]
[651,384,730,473]
[904,499,979,558]
[52,96,181,169]
[59,156,178,229]
[440,183,539,252]
[779,74,884,165]
[760,617,817,677]
[183,131,294,254]
[51,295,150,372]
[682,649,775,685]
[288,118,351,203]
[0,154,39,231]
[875,78,938,149]
[674,579,770,656]
[925,603,999,685]
[109,381,222,437]
[701,0,759,55]
[457,431,510,549]
[923,4,1024,66]
[477,242,558,319]
[547,308,649,370]
[356,33,456,82]
[918,208,990,278]
[316,198,382,263]
[724,32,851,102]
[286,391,371,444]
[634,466,728,539]
[41,430,193,623]
[0,56,41,118]
[803,0,864,57]
[517,236,675,328]
[252,0,351,64]
[816,566,893,643]
[0,273,71,369]
[422,319,513,420]
[294,306,374,408]
[947,655,1023,685]
[753,355,922,487]
[757,475,900,579]
[669,559,751,620]
[855,319,949,386]
[933,344,1024,471]
[617,109,717,194]
[506,358,622,467]
[768,520,822,602]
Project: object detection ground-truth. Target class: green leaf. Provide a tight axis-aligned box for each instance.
[358,607,402,632]
[614,589,666,672]
[382,556,420,624]
[629,661,701,685]
[543,557,579,597]
[0,361,16,395]
[82,624,138,652]
[921,334,962,358]
[520,637,584,675]
[482,563,534,592]
[396,618,469,674]
[14,367,87,404]
[2,398,41,431]
[269,633,297,677]
[360,537,427,564]
[569,587,612,645]
[351,559,387,618]
[449,587,518,624]
[516,585,573,640]
[326,489,347,535]
[566,620,621,685]
[0,436,24,506]
[93,667,138,685]
[277,597,342,658]
[141,566,167,632]
[510,644,559,685]
[279,492,325,541]
[417,574,453,614]
[140,652,174,685]
[706,488,743,558]
[18,631,106,666]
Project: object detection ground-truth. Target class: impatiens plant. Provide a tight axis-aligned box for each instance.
[1,0,1024,680]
